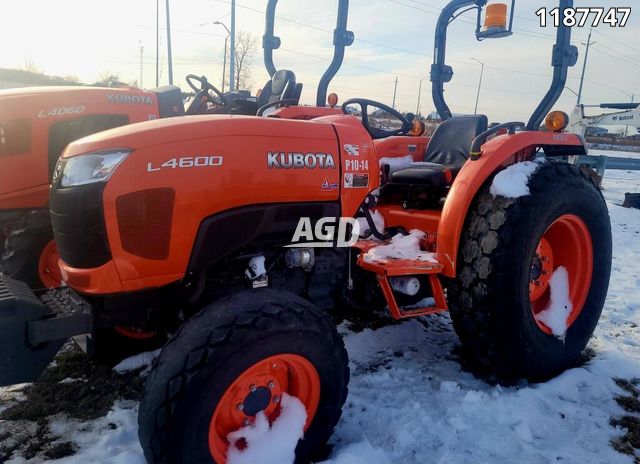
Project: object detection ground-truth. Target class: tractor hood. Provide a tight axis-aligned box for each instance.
[62,115,339,159]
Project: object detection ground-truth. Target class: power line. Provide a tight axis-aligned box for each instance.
[592,29,640,55]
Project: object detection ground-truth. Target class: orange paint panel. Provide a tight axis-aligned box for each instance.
[0,184,49,209]
[59,259,124,294]
[82,116,343,284]
[0,86,160,209]
[375,205,440,235]
[373,135,429,161]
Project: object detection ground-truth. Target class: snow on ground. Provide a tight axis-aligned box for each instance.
[113,350,161,375]
[2,150,640,464]
[490,160,542,198]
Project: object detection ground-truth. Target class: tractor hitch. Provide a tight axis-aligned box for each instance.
[0,275,93,386]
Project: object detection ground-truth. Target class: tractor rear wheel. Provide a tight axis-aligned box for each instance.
[138,289,349,464]
[449,162,611,381]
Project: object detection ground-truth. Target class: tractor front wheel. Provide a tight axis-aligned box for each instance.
[449,162,611,381]
[138,289,349,463]
[1,217,61,289]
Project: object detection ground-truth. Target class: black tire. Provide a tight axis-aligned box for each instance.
[0,212,54,289]
[138,289,349,464]
[449,162,611,381]
[89,329,166,366]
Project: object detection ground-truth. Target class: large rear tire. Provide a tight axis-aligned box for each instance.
[138,289,349,464]
[448,162,611,381]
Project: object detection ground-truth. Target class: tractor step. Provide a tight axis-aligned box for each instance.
[0,275,93,386]
[354,240,448,320]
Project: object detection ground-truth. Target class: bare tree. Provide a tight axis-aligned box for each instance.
[225,31,258,91]
[22,56,41,74]
[96,70,124,87]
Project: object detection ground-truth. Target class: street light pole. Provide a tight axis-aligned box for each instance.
[577,28,595,105]
[155,0,159,86]
[416,79,424,115]
[139,41,144,89]
[624,92,635,138]
[214,21,231,94]
[166,0,173,85]
[230,0,236,92]
[392,77,399,109]
[471,57,484,115]
[200,20,231,93]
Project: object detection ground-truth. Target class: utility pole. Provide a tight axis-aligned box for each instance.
[155,0,159,86]
[624,93,635,138]
[166,0,173,85]
[215,21,231,93]
[577,28,595,105]
[392,77,398,109]
[230,0,236,92]
[139,41,144,89]
[199,21,231,93]
[416,78,424,115]
[471,57,484,115]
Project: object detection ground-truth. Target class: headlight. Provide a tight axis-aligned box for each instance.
[60,150,130,187]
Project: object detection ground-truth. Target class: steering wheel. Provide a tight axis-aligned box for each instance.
[342,98,412,139]
[185,75,227,114]
[256,98,299,117]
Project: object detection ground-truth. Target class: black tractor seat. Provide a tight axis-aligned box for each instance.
[390,162,461,187]
[389,115,488,187]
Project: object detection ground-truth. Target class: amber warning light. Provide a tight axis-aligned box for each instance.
[328,93,339,108]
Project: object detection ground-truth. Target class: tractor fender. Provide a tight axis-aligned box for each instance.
[436,131,587,277]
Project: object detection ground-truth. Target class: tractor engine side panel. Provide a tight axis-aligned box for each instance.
[86,120,341,292]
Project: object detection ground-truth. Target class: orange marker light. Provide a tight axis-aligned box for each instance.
[544,111,569,132]
[409,120,426,136]
[484,3,508,29]
[328,93,339,108]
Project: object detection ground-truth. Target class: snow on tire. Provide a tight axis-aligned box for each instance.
[448,161,612,381]
[138,289,349,464]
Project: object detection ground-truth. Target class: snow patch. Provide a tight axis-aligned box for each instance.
[113,349,161,374]
[227,393,306,464]
[364,230,437,263]
[379,155,414,174]
[534,266,573,338]
[489,160,541,198]
[356,210,385,238]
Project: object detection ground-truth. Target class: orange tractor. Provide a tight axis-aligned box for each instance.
[0,0,337,289]
[0,0,611,463]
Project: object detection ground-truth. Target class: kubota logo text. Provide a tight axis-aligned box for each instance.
[285,217,360,248]
[267,152,336,169]
[107,94,153,105]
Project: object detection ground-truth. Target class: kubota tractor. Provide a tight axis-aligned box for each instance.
[0,0,347,290]
[0,0,611,463]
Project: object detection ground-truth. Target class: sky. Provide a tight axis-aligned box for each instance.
[0,0,638,124]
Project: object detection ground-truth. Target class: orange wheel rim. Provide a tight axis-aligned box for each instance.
[114,326,157,340]
[38,240,63,288]
[529,214,593,334]
[208,354,320,463]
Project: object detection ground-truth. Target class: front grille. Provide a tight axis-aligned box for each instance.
[50,181,111,269]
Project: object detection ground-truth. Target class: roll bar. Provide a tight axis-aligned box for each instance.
[526,0,578,130]
[263,0,354,107]
[431,0,486,120]
[432,0,577,131]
